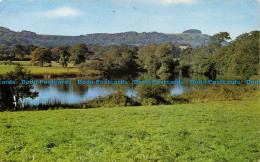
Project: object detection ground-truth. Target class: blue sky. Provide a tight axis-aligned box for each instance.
[0,0,259,39]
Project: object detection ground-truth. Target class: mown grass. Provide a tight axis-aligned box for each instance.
[0,98,259,161]
[0,65,80,76]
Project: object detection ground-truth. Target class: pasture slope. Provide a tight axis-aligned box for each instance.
[0,98,259,161]
[0,65,79,75]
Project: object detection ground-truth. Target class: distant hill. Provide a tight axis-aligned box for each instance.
[0,27,212,48]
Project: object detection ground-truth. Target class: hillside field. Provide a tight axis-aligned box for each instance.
[0,63,80,76]
[0,99,259,161]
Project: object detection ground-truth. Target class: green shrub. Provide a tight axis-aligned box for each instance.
[85,91,138,108]
[137,83,168,100]
[246,75,260,92]
[78,61,104,76]
[166,96,190,104]
[103,91,131,107]
[141,97,159,106]
[137,83,168,105]
[158,72,171,80]
[182,84,252,103]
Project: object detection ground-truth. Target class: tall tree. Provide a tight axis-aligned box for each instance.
[12,44,26,60]
[155,44,175,78]
[137,44,157,69]
[69,43,90,65]
[100,44,138,75]
[31,47,52,67]
[51,45,70,61]
[0,44,10,59]
[209,32,230,53]
[191,45,215,76]
[5,65,38,109]
[59,49,70,68]
[180,47,193,74]
[144,55,159,76]
[229,31,259,78]
[24,44,38,55]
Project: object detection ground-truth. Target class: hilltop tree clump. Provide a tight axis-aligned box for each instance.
[183,29,202,34]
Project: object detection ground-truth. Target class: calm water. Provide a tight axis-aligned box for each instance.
[22,73,198,106]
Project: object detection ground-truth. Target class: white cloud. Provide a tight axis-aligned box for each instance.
[42,7,81,18]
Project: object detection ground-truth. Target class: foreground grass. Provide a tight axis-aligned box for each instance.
[0,99,259,161]
[0,65,80,76]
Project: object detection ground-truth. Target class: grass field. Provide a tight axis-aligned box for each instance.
[0,61,80,76]
[0,61,76,67]
[0,65,80,76]
[0,98,259,161]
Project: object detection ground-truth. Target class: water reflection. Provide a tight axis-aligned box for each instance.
[21,73,199,106]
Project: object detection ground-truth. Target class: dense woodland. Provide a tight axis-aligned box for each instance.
[0,30,259,80]
[180,31,259,79]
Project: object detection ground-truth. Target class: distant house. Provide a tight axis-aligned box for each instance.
[0,85,16,110]
[179,45,190,50]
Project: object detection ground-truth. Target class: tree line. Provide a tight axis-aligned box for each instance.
[0,30,259,79]
[0,42,181,79]
[180,31,259,79]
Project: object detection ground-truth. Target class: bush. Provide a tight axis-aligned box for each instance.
[137,83,168,105]
[181,84,252,103]
[85,91,138,108]
[166,96,190,104]
[141,98,159,106]
[78,60,104,76]
[103,91,131,107]
[246,75,260,92]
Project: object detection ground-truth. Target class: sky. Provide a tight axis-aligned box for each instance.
[0,0,259,39]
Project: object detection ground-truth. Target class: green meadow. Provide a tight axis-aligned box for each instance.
[0,98,259,161]
[0,64,80,76]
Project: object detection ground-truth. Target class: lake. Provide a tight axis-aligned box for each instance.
[22,73,197,106]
